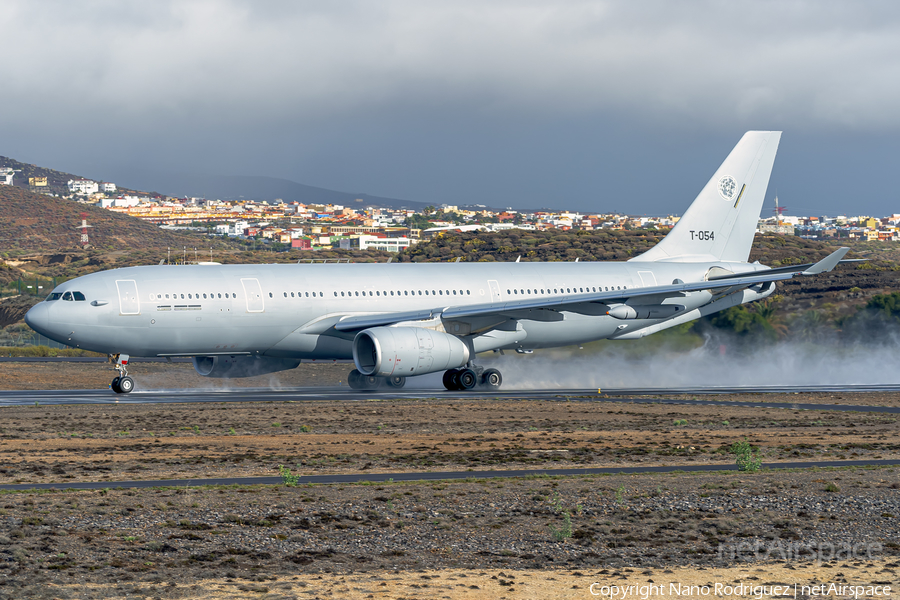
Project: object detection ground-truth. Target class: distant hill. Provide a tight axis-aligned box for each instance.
[1,155,430,209]
[109,169,430,209]
[0,156,144,197]
[0,155,93,196]
[0,184,236,254]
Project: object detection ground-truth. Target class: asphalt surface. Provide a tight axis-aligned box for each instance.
[3,386,900,414]
[2,460,897,492]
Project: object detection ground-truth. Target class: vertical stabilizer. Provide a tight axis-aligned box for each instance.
[631,131,781,263]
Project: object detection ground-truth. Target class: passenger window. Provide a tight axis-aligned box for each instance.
[181,294,185,299]
[404,291,408,296]
[376,291,380,296]
[418,291,422,295]
[334,292,338,297]
[513,289,518,294]
[356,291,360,296]
[439,290,443,295]
[507,289,511,294]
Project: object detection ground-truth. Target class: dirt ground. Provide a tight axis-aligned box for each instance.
[1,363,900,599]
[0,360,350,390]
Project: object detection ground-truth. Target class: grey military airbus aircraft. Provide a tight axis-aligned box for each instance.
[25,131,851,394]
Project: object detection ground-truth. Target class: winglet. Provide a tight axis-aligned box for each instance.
[802,247,850,275]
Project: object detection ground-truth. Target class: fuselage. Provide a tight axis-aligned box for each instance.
[25,259,771,359]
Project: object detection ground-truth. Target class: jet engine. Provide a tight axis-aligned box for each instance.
[192,355,301,378]
[353,327,469,377]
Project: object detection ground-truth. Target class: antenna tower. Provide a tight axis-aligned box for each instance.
[773,196,787,225]
[77,212,92,249]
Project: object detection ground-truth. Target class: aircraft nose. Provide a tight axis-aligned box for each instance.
[24,302,49,334]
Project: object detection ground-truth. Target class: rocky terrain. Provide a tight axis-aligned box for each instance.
[0,364,899,598]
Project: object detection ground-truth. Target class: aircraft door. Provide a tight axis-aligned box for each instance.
[487,280,501,302]
[637,271,658,288]
[116,280,141,315]
[241,278,265,313]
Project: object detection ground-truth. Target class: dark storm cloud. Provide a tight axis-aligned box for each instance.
[2,1,900,213]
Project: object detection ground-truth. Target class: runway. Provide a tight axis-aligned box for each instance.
[3,386,900,414]
[2,459,898,492]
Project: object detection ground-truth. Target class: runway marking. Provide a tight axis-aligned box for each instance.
[2,459,897,491]
[2,387,899,414]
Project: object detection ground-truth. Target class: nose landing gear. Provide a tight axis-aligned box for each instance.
[110,354,134,394]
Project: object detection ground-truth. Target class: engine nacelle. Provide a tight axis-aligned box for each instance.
[192,355,301,378]
[353,327,470,377]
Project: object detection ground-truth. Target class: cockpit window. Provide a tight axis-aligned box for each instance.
[73,292,86,301]
[62,292,73,301]
[46,293,62,301]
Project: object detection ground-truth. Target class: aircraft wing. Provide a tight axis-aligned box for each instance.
[333,247,849,332]
[708,248,857,281]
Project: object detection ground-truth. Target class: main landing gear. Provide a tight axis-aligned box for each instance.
[442,365,502,391]
[347,369,407,390]
[109,354,134,394]
[345,365,503,392]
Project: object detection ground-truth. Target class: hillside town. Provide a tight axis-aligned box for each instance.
[3,170,900,251]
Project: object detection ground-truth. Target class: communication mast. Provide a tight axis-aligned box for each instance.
[773,196,787,225]
[77,212,92,249]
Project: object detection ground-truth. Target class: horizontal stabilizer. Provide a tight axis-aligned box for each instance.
[802,247,849,275]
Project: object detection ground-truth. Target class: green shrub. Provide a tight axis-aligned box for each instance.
[731,440,762,472]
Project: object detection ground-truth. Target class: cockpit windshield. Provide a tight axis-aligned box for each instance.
[46,291,85,302]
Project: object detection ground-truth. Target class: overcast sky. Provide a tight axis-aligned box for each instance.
[3,0,900,215]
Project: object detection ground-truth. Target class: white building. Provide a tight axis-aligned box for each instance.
[218,220,249,236]
[99,182,117,193]
[68,179,99,195]
[358,235,415,252]
[0,167,17,185]
[97,196,141,208]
